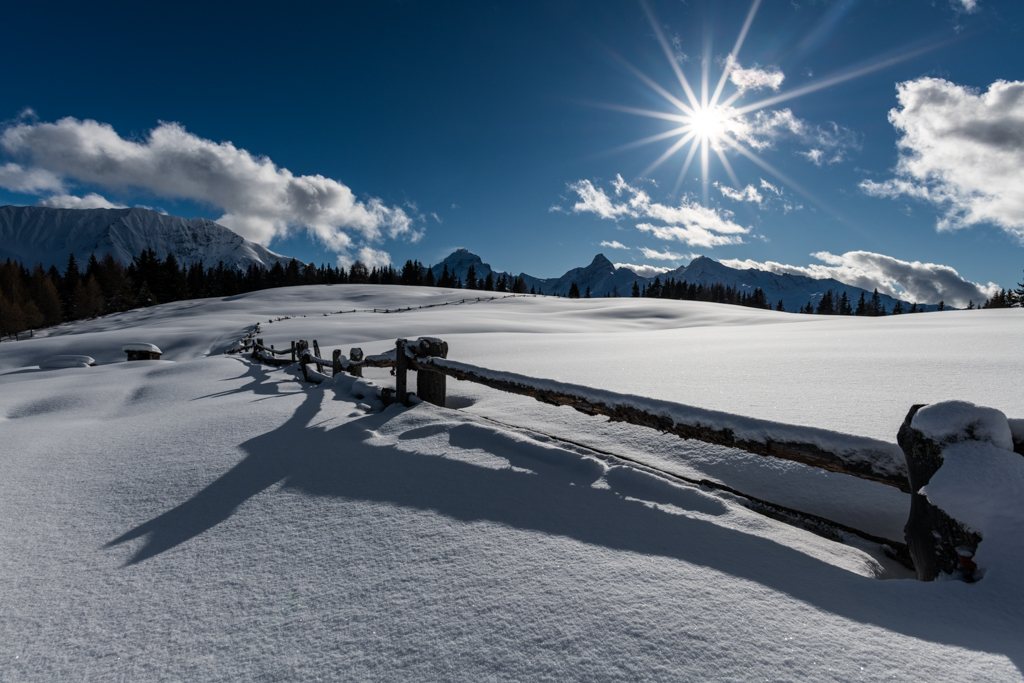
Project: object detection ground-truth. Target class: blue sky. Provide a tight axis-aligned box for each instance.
[1,0,1022,302]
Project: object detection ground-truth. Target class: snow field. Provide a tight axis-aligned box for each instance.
[1,285,1022,681]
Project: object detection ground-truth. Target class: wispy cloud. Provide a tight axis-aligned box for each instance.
[639,246,685,260]
[861,77,1024,241]
[716,182,762,204]
[729,109,859,163]
[0,116,419,260]
[722,250,999,307]
[565,175,749,248]
[599,240,629,249]
[728,59,785,93]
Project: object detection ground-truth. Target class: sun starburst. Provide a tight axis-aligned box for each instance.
[607,0,945,209]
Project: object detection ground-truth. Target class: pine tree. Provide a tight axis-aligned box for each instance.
[465,265,477,290]
[349,261,369,284]
[855,292,867,316]
[775,299,785,312]
[869,289,885,316]
[483,272,494,291]
[892,300,904,315]
[816,290,835,315]
[631,281,640,297]
[62,253,81,320]
[568,282,580,298]
[584,285,591,298]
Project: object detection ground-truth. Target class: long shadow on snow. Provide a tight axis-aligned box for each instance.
[109,380,1024,672]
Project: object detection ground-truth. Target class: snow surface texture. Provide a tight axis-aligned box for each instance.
[914,402,1024,585]
[0,205,292,270]
[2,286,1023,680]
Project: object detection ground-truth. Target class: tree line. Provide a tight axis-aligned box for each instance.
[2,249,1021,339]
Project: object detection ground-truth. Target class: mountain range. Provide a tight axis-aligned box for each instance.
[0,205,290,271]
[1,205,935,313]
[432,248,938,313]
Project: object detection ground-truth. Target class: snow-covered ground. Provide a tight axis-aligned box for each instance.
[1,285,1022,681]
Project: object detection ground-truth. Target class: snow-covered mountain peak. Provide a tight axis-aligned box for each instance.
[0,205,294,270]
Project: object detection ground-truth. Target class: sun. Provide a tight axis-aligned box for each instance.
[688,105,729,143]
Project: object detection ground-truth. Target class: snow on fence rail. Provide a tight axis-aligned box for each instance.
[233,327,1024,582]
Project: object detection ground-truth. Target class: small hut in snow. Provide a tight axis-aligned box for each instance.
[123,343,163,361]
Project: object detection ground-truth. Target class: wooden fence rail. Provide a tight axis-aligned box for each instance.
[233,327,1022,581]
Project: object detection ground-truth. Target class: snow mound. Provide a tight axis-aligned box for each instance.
[39,355,95,369]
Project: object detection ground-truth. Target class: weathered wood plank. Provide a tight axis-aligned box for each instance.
[413,357,911,492]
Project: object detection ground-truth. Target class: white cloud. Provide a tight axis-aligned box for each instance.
[861,77,1024,241]
[599,240,629,249]
[0,162,63,193]
[721,250,999,307]
[614,263,672,278]
[353,246,392,269]
[39,193,126,209]
[639,247,685,260]
[0,117,417,257]
[728,60,785,93]
[716,182,762,204]
[567,175,750,248]
[955,0,978,12]
[567,179,634,219]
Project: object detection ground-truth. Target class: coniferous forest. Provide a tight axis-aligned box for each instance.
[1,249,1021,339]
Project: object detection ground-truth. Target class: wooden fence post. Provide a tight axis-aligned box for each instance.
[297,340,310,383]
[332,349,342,376]
[415,338,448,407]
[395,338,409,405]
[349,348,363,377]
[897,404,983,581]
[290,341,296,362]
[313,340,324,373]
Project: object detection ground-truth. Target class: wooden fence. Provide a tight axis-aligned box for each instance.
[231,328,1022,582]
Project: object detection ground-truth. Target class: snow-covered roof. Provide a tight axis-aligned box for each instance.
[122,343,162,354]
[40,355,94,369]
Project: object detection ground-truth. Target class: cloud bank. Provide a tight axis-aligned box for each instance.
[40,193,127,209]
[0,117,419,261]
[567,175,749,248]
[721,250,999,307]
[861,77,1024,241]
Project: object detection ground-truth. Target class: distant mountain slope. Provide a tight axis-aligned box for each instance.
[431,248,940,312]
[0,205,294,270]
[660,256,938,313]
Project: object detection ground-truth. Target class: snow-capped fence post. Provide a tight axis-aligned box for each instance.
[395,338,410,406]
[897,404,985,582]
[413,338,449,407]
[348,348,363,377]
[332,349,342,376]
